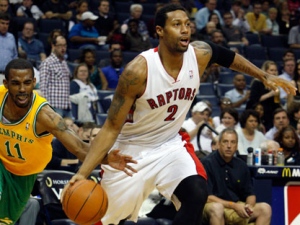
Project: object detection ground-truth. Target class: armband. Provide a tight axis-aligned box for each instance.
[206,41,236,68]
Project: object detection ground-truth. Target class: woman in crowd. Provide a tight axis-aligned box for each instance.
[78,48,108,90]
[274,125,300,165]
[214,107,239,136]
[246,60,281,131]
[236,109,267,155]
[70,63,98,122]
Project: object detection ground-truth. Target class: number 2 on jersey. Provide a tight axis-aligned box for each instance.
[164,105,178,121]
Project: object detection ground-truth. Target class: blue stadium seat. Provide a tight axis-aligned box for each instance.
[195,95,219,107]
[216,83,234,98]
[245,33,260,45]
[261,35,288,48]
[244,46,267,60]
[199,83,215,95]
[96,113,108,126]
[219,72,235,84]
[123,51,139,64]
[39,19,65,34]
[114,2,131,14]
[268,47,287,62]
[67,49,82,62]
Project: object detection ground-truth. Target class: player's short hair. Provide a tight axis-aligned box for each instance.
[5,59,34,80]
[155,4,187,29]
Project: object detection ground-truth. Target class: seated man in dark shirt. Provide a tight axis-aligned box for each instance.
[201,128,272,225]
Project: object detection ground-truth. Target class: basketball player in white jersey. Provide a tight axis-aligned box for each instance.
[64,4,296,225]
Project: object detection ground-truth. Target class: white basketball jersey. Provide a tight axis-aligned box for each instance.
[117,45,200,147]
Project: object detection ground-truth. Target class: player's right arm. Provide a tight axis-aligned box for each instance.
[70,56,147,180]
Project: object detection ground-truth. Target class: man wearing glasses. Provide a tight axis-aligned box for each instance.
[39,35,72,118]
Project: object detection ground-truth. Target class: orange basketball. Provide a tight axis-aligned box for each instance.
[62,179,108,225]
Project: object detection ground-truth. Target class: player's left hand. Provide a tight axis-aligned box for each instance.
[244,204,253,217]
[107,149,138,176]
[263,74,297,95]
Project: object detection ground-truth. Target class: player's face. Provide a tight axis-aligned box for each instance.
[160,10,191,53]
[218,132,237,162]
[4,69,36,108]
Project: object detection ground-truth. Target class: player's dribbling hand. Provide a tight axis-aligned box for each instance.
[107,149,138,176]
[61,174,86,204]
[263,74,297,95]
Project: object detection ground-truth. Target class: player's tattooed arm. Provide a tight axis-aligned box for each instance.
[191,41,212,56]
[36,105,89,161]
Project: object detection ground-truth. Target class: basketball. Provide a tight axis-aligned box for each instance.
[62,179,108,225]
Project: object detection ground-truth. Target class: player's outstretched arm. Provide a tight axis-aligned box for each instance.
[36,105,89,161]
[230,53,297,95]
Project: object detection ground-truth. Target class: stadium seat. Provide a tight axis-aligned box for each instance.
[244,45,267,60]
[96,113,108,126]
[122,51,140,64]
[67,49,82,62]
[96,50,111,63]
[37,170,76,225]
[38,32,50,49]
[261,34,288,48]
[219,72,235,84]
[216,83,234,98]
[245,33,260,45]
[39,19,65,34]
[199,83,216,96]
[114,2,131,13]
[195,95,219,107]
[97,90,115,99]
[268,47,287,62]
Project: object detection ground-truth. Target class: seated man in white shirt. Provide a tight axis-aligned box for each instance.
[225,73,250,109]
[278,59,295,101]
[182,101,213,154]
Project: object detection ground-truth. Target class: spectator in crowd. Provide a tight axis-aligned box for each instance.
[208,12,222,30]
[16,0,45,20]
[18,21,46,62]
[212,97,233,128]
[70,63,98,122]
[287,60,300,106]
[78,48,108,90]
[94,0,116,37]
[69,11,108,50]
[261,0,270,16]
[0,12,17,84]
[182,101,213,153]
[121,4,149,39]
[201,128,272,225]
[247,60,281,131]
[278,8,293,35]
[215,108,240,135]
[199,21,216,41]
[241,0,253,13]
[46,121,96,172]
[296,118,300,139]
[225,73,250,109]
[101,49,124,90]
[287,0,300,18]
[124,18,152,52]
[90,125,101,142]
[253,102,266,133]
[68,0,89,31]
[195,0,223,31]
[288,17,300,48]
[277,49,295,76]
[230,0,250,33]
[278,58,296,101]
[222,11,249,48]
[106,20,125,50]
[274,125,300,165]
[190,20,202,42]
[287,100,300,129]
[246,1,269,34]
[147,3,165,39]
[0,0,13,17]
[265,108,290,140]
[41,0,72,22]
[236,109,267,155]
[200,62,220,82]
[266,7,279,35]
[39,35,72,118]
[98,41,122,67]
[44,29,64,56]
[210,29,229,48]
